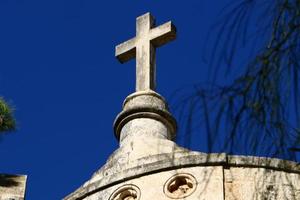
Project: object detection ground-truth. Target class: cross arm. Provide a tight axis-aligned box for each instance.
[150,21,176,47]
[115,38,136,63]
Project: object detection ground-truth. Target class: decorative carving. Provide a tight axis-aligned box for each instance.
[164,173,197,198]
[109,184,140,200]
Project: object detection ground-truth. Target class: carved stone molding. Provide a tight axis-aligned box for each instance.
[164,173,197,199]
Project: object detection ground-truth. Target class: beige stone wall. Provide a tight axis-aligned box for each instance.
[86,166,224,200]
[224,167,300,200]
[83,165,300,200]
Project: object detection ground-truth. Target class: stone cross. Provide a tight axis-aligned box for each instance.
[115,12,176,91]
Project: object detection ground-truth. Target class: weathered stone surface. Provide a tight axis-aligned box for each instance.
[0,174,27,200]
[86,166,224,200]
[224,167,300,200]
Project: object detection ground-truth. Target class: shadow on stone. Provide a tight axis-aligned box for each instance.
[0,174,20,187]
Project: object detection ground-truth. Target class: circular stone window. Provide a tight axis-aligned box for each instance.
[164,173,197,199]
[109,184,141,200]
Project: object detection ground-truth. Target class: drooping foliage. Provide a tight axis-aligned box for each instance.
[0,98,15,132]
[172,0,300,160]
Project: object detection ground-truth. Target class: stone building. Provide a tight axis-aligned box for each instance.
[0,174,27,200]
[64,13,300,200]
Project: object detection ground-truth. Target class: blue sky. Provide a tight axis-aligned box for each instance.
[0,1,298,199]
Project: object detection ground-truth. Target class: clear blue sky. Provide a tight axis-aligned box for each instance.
[0,1,298,199]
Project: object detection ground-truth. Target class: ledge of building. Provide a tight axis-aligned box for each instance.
[64,147,300,200]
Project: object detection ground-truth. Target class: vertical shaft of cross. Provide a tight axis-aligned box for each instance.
[136,13,156,91]
[136,42,156,91]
